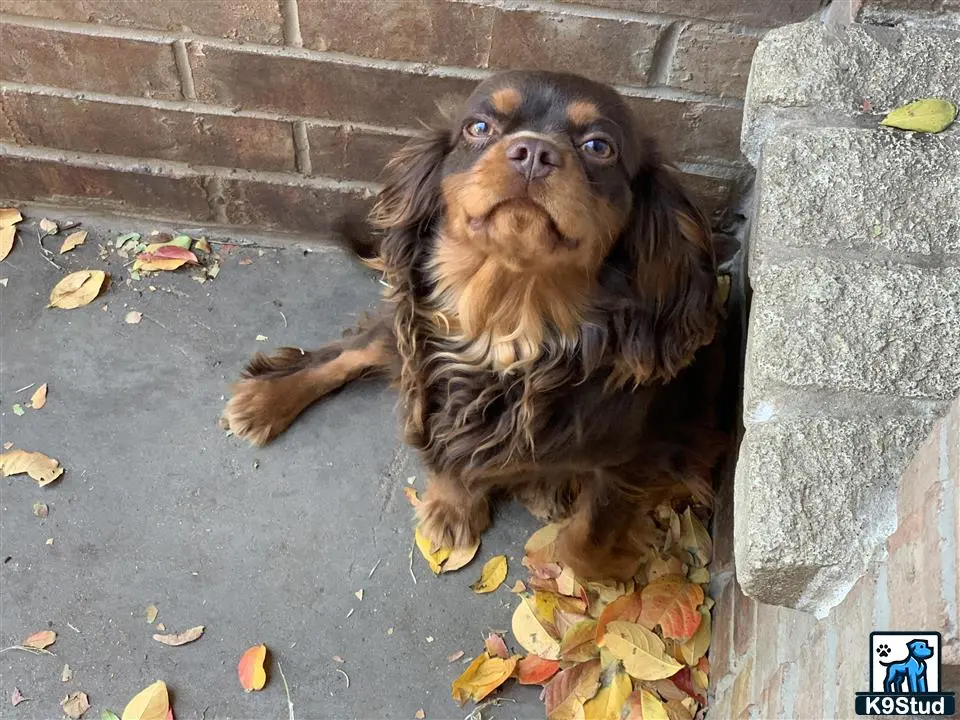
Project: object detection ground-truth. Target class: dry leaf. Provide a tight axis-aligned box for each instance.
[597,622,682,681]
[134,246,198,272]
[49,270,107,309]
[622,689,670,720]
[0,208,22,228]
[543,659,601,720]
[125,311,143,324]
[647,555,686,583]
[39,218,58,235]
[414,526,450,574]
[238,644,267,692]
[2,451,65,486]
[403,487,421,507]
[354,589,363,601]
[512,597,561,660]
[60,231,88,254]
[484,632,509,659]
[471,555,507,594]
[102,712,122,720]
[679,608,711,666]
[639,576,703,642]
[510,580,526,593]
[881,98,957,133]
[524,523,561,566]
[559,619,600,663]
[122,680,169,720]
[596,591,643,640]
[11,687,26,706]
[447,650,465,663]
[450,653,518,705]
[667,667,705,705]
[62,663,73,682]
[156,623,165,632]
[517,655,561,685]
[145,605,159,624]
[582,668,632,720]
[442,539,480,572]
[152,625,204,646]
[664,699,695,720]
[678,509,711,567]
[415,711,425,720]
[62,691,90,719]
[194,238,211,253]
[0,226,15,263]
[687,567,710,585]
[30,383,48,409]
[33,502,49,518]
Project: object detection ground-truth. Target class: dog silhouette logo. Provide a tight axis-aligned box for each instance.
[856,631,956,716]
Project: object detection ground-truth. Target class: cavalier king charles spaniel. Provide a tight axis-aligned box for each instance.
[223,71,729,581]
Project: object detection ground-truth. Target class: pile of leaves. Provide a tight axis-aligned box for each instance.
[449,505,713,719]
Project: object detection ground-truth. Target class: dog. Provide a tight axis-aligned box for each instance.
[882,639,935,693]
[222,70,729,580]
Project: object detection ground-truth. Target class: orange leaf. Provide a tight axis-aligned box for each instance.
[450,653,518,705]
[403,487,421,507]
[596,591,643,640]
[133,246,198,273]
[238,644,267,692]
[23,629,56,649]
[517,655,561,685]
[639,575,703,642]
[484,632,509,659]
[30,383,48,410]
[543,659,602,719]
[622,689,670,720]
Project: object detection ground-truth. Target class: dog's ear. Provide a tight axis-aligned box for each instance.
[605,161,719,385]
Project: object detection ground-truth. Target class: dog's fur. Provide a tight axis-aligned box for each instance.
[223,71,729,580]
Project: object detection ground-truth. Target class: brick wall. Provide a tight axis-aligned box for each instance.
[0,0,822,239]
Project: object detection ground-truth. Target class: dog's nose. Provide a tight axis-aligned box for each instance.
[506,138,561,180]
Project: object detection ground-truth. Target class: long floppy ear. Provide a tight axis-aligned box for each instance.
[606,162,719,385]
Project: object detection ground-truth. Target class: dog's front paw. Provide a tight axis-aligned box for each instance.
[416,490,490,550]
[222,377,292,447]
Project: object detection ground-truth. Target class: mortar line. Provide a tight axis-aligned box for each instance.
[647,20,684,87]
[292,121,312,176]
[172,39,197,101]
[280,0,302,47]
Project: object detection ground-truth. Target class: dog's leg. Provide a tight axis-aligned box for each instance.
[416,474,491,549]
[223,319,394,446]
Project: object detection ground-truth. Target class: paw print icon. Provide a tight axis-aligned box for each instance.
[877,643,892,658]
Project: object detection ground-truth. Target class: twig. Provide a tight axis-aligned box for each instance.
[36,228,64,271]
[0,645,56,656]
[66,623,81,634]
[408,547,417,585]
[335,667,350,689]
[277,661,295,720]
[59,222,81,233]
[367,558,382,579]
[141,313,168,331]
[14,383,35,394]
[279,310,288,328]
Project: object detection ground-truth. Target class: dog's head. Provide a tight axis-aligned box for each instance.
[373,71,718,381]
[907,639,935,660]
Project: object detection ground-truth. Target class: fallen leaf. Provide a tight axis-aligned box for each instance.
[48,270,108,309]
[168,235,192,249]
[152,625,204,646]
[33,502,49,518]
[881,97,957,133]
[484,632,509,659]
[134,246,198,272]
[1,450,64,486]
[666,667,705,706]
[442,539,480,572]
[30,383,48,409]
[239,257,254,265]
[12,403,24,416]
[622,689,670,720]
[414,526,450,574]
[39,218,58,236]
[543,658,602,719]
[583,668,632,720]
[62,691,90,719]
[690,668,708,695]
[687,567,710,585]
[0,226,15,262]
[0,208,22,228]
[517,655,561,685]
[102,711,122,720]
[145,605,159,624]
[678,509,711,567]
[679,608,711,666]
[560,619,600,663]
[471,555,508,594]
[512,597,561,660]
[60,231,88,254]
[125,311,143,324]
[450,653,518,705]
[62,663,73,682]
[597,621,682,681]
[403,487,421,507]
[238,644,267,692]
[206,263,221,279]
[510,580,526,593]
[122,680,168,720]
[415,711,425,720]
[2,441,12,449]
[11,687,26,706]
[639,576,703,642]
[46,537,54,546]
[447,650,465,663]
[255,334,268,342]
[115,232,141,248]
[524,523,561,566]
[354,589,363,601]
[156,623,165,632]
[194,238,211,253]
[647,555,686,583]
[596,591,643,640]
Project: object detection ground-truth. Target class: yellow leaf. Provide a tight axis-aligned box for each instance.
[48,270,107,309]
[145,605,159,624]
[59,230,87,254]
[471,555,508,594]
[0,207,22,228]
[524,523,562,565]
[583,669,632,720]
[442,538,480,573]
[597,621,682,681]
[544,659,602,720]
[679,608,711,666]
[0,449,64,486]
[510,580,526,593]
[152,625,204,646]
[687,567,710,584]
[414,527,450,574]
[881,98,957,133]
[24,629,56,649]
[560,619,599,663]
[450,652,518,705]
[122,680,169,720]
[691,668,708,694]
[0,225,15,262]
[30,383,48,410]
[513,596,561,660]
[678,508,711,567]
[39,218,58,235]
[133,256,187,272]
[622,689,670,720]
[238,644,268,692]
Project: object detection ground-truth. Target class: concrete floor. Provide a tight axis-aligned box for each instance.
[0,215,543,719]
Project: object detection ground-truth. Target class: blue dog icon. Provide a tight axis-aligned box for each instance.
[881,638,935,693]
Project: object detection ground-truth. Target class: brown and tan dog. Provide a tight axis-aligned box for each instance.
[223,71,728,580]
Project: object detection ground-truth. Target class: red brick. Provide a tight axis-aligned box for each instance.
[3,0,283,43]
[670,24,760,99]
[681,171,742,223]
[0,23,180,100]
[733,580,757,657]
[552,0,823,27]
[298,0,494,66]
[307,125,410,183]
[624,96,745,163]
[0,91,295,172]
[488,9,662,88]
[190,45,477,128]
[220,178,373,234]
[709,575,735,683]
[0,155,212,222]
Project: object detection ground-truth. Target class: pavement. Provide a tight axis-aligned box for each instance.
[0,213,543,719]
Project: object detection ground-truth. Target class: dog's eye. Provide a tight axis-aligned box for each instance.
[464,120,494,139]
[581,137,615,160]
